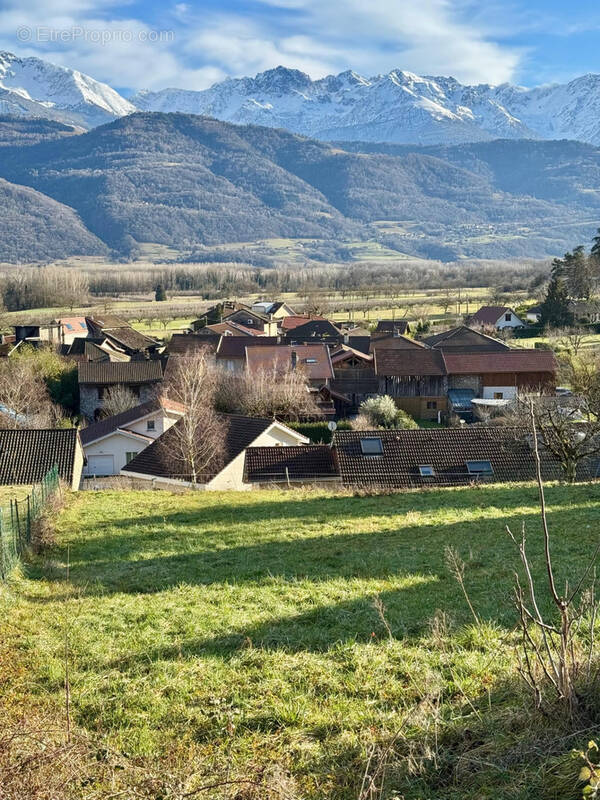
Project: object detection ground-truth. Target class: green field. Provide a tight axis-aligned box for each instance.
[2,484,600,798]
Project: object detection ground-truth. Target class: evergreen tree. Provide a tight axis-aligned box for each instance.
[564,245,593,299]
[155,284,167,301]
[540,273,574,328]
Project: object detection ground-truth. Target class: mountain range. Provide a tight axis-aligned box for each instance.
[1,112,600,263]
[4,50,600,146]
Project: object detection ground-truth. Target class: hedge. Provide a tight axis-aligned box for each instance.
[288,420,352,444]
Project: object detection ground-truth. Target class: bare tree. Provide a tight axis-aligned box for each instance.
[101,385,139,418]
[499,392,600,483]
[0,357,53,428]
[215,364,322,421]
[164,352,226,484]
[506,402,600,714]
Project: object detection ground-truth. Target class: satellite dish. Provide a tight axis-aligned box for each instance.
[327,421,337,432]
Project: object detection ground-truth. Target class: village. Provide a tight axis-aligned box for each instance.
[0,293,596,495]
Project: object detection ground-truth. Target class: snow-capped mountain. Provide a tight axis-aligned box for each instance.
[0,52,134,129]
[132,66,600,146]
[4,50,600,146]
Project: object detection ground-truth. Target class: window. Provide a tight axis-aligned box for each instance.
[360,437,383,456]
[493,392,504,400]
[305,358,317,364]
[426,401,437,409]
[147,419,156,431]
[419,465,435,476]
[505,313,512,322]
[80,322,86,329]
[466,460,493,475]
[125,452,138,464]
[65,323,73,330]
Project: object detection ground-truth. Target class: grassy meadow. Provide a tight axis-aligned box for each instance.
[2,484,600,798]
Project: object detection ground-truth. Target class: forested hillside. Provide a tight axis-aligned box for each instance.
[1,113,600,262]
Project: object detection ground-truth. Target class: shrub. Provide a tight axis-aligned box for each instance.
[358,396,419,430]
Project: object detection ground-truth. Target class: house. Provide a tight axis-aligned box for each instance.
[280,315,324,332]
[374,348,448,420]
[444,350,557,402]
[58,317,88,345]
[168,332,221,356]
[569,300,600,324]
[423,326,510,352]
[251,301,296,318]
[14,321,62,346]
[526,304,543,324]
[284,319,343,345]
[78,360,164,420]
[244,445,340,486]
[80,397,186,476]
[374,319,411,336]
[215,336,281,372]
[0,428,84,490]
[468,306,525,331]
[330,345,378,410]
[63,337,125,363]
[121,415,310,490]
[85,315,161,358]
[331,427,583,488]
[245,344,334,388]
[204,321,262,337]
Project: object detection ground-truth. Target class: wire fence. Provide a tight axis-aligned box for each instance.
[0,465,60,580]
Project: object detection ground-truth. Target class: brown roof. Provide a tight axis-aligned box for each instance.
[424,326,510,351]
[78,360,163,386]
[206,321,259,336]
[79,397,184,445]
[284,319,342,342]
[168,333,220,355]
[469,306,520,325]
[216,336,281,359]
[103,327,160,352]
[0,428,81,485]
[279,315,324,331]
[333,427,572,488]
[244,445,339,482]
[331,345,373,364]
[246,344,334,381]
[122,414,275,482]
[442,350,557,375]
[374,319,410,334]
[374,348,446,377]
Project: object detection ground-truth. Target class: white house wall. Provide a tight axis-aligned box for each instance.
[207,425,308,491]
[84,432,149,476]
[494,312,524,330]
[482,385,518,400]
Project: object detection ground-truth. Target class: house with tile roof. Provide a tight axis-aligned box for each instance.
[468,306,525,331]
[332,427,597,488]
[78,360,164,420]
[0,428,84,490]
[121,414,309,490]
[374,348,449,420]
[244,445,340,486]
[85,315,161,358]
[245,344,334,387]
[80,397,186,476]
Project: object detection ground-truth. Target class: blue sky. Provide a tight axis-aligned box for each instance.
[1,0,600,93]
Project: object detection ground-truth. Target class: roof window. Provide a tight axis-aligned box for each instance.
[466,460,493,475]
[360,437,383,456]
[418,465,435,476]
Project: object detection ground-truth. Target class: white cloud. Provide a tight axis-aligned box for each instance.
[0,0,526,91]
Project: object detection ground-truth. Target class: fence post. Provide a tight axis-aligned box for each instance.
[27,494,31,545]
[0,507,4,580]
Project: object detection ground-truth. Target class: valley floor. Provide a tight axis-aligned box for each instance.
[1,484,600,798]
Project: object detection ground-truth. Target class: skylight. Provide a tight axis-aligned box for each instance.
[419,465,435,476]
[466,460,493,475]
[360,437,383,456]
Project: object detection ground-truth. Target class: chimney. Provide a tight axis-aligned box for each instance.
[343,333,349,344]
[291,350,297,370]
